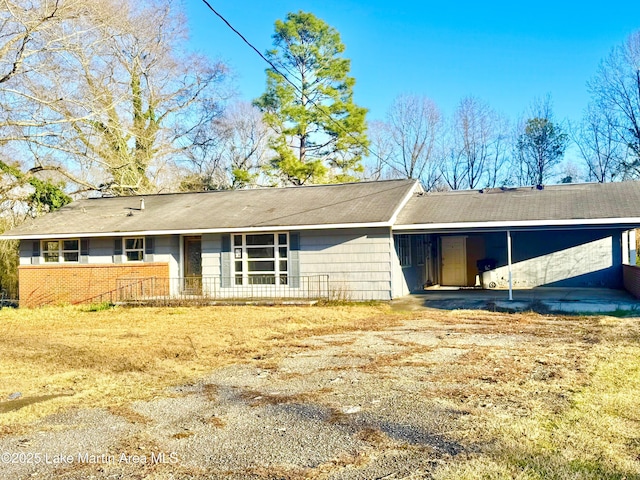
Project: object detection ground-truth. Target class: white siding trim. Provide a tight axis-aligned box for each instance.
[3,221,393,240]
[393,217,640,231]
[389,227,398,299]
[388,181,422,225]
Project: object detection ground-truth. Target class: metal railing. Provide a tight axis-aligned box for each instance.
[81,275,331,305]
[0,288,18,308]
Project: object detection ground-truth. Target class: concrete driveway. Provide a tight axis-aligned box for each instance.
[391,287,640,314]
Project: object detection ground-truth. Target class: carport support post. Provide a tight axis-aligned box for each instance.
[507,230,513,301]
[622,231,629,265]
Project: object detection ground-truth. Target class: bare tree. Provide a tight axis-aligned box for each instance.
[572,104,623,182]
[220,102,272,189]
[558,161,583,184]
[454,96,502,189]
[0,0,79,86]
[362,121,389,181]
[181,102,271,190]
[486,117,511,188]
[440,97,510,190]
[1,0,230,196]
[382,94,443,190]
[439,133,467,190]
[588,31,640,176]
[0,1,94,213]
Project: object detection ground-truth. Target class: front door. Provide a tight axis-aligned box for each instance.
[183,236,202,294]
[441,236,467,286]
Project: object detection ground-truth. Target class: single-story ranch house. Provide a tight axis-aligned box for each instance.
[4,178,640,307]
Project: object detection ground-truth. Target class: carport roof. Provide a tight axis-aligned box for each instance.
[4,179,418,239]
[394,181,640,230]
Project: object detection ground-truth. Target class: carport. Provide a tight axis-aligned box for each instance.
[391,183,640,301]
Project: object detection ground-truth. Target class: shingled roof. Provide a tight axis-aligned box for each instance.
[394,181,640,230]
[4,179,418,239]
[5,180,640,239]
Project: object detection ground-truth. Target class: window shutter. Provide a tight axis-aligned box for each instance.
[221,234,231,288]
[145,236,155,255]
[289,232,300,288]
[80,238,89,263]
[290,232,300,251]
[113,237,122,263]
[32,240,41,264]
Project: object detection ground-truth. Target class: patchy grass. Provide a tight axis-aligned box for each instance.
[83,301,115,312]
[428,312,640,480]
[0,304,397,429]
[0,305,638,479]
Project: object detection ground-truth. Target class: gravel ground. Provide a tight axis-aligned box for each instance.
[0,316,536,479]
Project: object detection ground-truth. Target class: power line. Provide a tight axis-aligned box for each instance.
[200,1,313,105]
[198,1,386,168]
[199,1,292,83]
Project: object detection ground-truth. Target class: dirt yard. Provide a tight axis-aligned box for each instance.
[0,305,638,479]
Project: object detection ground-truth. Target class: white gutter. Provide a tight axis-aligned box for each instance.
[392,217,640,231]
[1,221,393,240]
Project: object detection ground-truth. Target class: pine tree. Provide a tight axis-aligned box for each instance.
[254,11,368,185]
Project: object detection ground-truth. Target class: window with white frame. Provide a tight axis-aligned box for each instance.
[42,239,80,263]
[232,233,288,285]
[124,237,144,261]
[396,234,411,267]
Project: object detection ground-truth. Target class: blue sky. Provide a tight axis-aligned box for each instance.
[184,0,640,125]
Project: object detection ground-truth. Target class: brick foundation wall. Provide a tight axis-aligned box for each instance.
[18,263,169,307]
[623,264,640,299]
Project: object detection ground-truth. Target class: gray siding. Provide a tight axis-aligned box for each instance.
[152,235,180,279]
[192,231,398,300]
[390,237,410,298]
[299,228,394,300]
[202,233,222,278]
[17,229,400,300]
[88,237,114,264]
[393,235,433,293]
[18,241,32,266]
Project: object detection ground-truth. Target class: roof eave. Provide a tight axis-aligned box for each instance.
[392,217,640,231]
[2,221,394,240]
